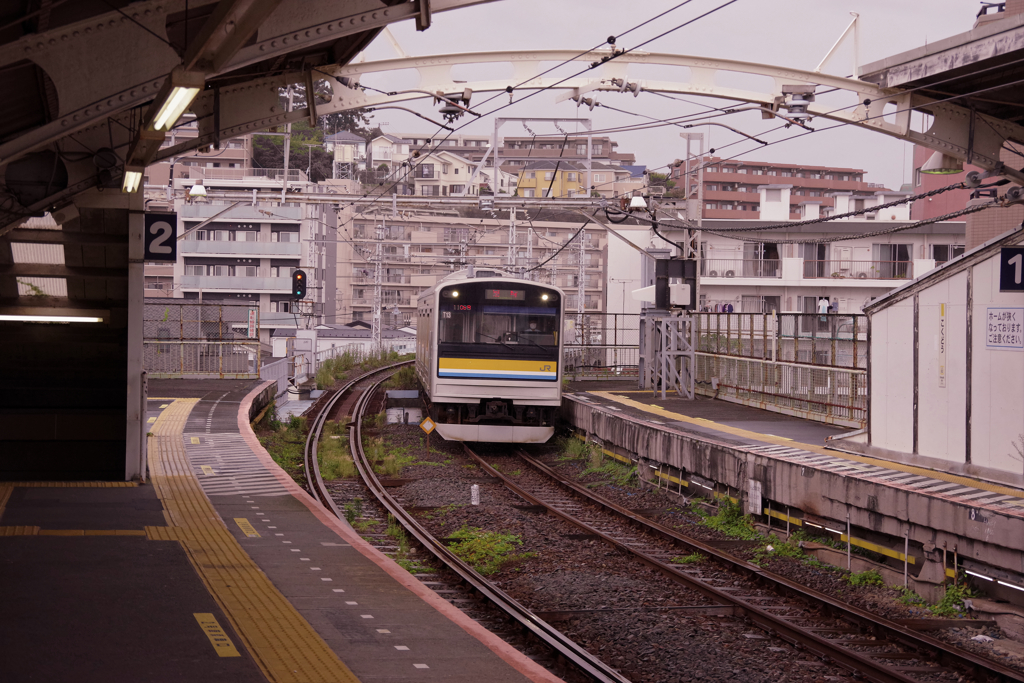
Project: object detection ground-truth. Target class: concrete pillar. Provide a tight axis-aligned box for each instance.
[126,191,146,481]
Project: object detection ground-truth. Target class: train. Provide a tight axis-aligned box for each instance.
[415,269,564,443]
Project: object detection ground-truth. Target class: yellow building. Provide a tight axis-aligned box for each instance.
[515,161,588,198]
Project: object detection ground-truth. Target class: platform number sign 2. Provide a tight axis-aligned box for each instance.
[999,247,1024,292]
[144,212,177,262]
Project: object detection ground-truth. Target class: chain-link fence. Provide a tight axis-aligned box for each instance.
[144,301,260,378]
[564,313,641,380]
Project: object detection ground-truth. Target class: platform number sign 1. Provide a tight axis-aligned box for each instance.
[144,212,177,262]
[999,247,1024,292]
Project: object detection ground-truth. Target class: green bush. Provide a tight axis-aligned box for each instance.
[693,500,762,541]
[931,584,976,617]
[384,365,419,390]
[447,525,531,575]
[847,569,885,588]
[671,552,706,565]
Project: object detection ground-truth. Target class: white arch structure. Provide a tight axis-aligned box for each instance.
[168,48,1024,184]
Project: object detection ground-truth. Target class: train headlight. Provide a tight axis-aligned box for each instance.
[452,291,459,298]
[541,294,549,301]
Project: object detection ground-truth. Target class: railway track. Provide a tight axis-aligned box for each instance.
[302,364,630,682]
[457,444,1024,683]
[300,368,1024,682]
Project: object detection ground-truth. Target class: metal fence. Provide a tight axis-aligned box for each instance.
[144,302,260,378]
[692,313,868,427]
[564,313,641,380]
[701,259,782,278]
[694,312,867,369]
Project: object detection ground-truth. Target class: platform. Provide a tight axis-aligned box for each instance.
[564,381,1024,603]
[0,379,558,683]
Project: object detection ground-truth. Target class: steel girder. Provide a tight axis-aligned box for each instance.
[0,0,494,234]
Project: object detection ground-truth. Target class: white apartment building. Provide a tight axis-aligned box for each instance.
[335,211,609,328]
[653,187,966,315]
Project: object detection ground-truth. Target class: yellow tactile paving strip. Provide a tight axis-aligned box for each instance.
[590,391,1024,501]
[148,398,360,683]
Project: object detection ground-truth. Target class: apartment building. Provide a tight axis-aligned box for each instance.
[671,157,893,220]
[142,126,334,346]
[652,189,966,315]
[334,211,609,328]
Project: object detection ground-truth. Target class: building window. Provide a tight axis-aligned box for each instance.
[418,163,434,178]
[932,244,965,263]
[523,188,535,197]
[737,168,747,174]
[449,184,465,194]
[593,173,605,182]
[914,168,922,187]
[277,301,290,313]
[542,188,552,197]
[186,265,205,276]
[421,185,438,196]
[576,144,587,154]
[238,266,257,277]
[544,172,554,181]
[526,171,535,179]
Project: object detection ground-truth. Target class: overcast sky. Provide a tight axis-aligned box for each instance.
[353,0,979,190]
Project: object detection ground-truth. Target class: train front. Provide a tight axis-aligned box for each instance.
[430,279,563,443]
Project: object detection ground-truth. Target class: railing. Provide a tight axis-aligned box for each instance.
[695,355,866,427]
[691,312,868,427]
[701,259,781,278]
[187,167,308,182]
[803,260,913,280]
[145,341,260,378]
[260,357,290,396]
[563,313,641,380]
[695,312,867,369]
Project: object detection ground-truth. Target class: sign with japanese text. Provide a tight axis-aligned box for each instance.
[247,308,258,339]
[938,303,946,387]
[985,308,1024,350]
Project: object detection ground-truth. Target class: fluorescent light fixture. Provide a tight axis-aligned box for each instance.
[825,527,843,534]
[998,580,1024,592]
[965,570,993,581]
[0,314,103,323]
[150,66,205,132]
[122,166,143,193]
[921,151,964,175]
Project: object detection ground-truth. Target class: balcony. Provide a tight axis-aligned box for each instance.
[186,167,308,182]
[180,275,291,291]
[702,259,782,278]
[180,203,302,221]
[180,240,301,257]
[803,260,913,280]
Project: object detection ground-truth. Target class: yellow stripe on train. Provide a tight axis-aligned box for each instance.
[438,357,557,379]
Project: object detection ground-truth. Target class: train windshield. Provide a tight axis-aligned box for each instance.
[438,283,559,360]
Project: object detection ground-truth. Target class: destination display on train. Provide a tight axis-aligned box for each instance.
[484,289,525,300]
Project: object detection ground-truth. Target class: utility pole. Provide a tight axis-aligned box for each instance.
[526,226,534,279]
[507,206,517,268]
[577,226,586,343]
[371,219,384,351]
[281,86,293,204]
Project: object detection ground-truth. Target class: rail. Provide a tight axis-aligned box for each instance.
[302,361,411,514]
[327,371,629,682]
[507,449,1024,683]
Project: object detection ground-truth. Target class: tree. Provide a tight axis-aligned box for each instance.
[250,80,377,182]
[252,121,333,182]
